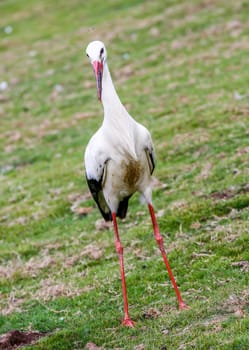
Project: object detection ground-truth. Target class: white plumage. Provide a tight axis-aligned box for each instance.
[84,41,155,219]
[84,40,188,327]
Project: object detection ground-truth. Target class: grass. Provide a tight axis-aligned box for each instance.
[0,0,248,349]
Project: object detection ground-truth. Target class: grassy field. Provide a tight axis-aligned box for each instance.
[0,0,248,349]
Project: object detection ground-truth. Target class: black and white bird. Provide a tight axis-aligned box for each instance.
[84,40,188,327]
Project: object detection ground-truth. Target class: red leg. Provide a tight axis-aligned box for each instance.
[148,204,188,310]
[112,213,135,327]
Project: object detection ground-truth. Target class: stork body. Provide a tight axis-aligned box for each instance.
[84,41,188,327]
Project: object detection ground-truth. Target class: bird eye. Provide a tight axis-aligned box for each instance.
[100,48,104,56]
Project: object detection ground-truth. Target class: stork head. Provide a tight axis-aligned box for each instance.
[86,40,107,101]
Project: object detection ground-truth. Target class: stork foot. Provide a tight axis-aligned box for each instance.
[179,301,189,310]
[122,317,135,327]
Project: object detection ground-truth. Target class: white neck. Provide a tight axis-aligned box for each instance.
[101,62,137,158]
[101,63,128,119]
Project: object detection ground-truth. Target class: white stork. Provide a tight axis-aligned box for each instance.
[84,40,188,327]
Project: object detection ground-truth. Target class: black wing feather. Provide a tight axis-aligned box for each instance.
[117,195,132,219]
[145,147,155,175]
[87,177,132,221]
[86,177,112,221]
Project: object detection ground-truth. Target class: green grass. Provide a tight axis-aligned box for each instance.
[0,0,248,349]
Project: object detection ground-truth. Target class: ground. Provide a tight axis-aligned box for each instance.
[0,0,248,349]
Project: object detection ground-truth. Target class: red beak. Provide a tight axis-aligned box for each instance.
[92,61,103,101]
